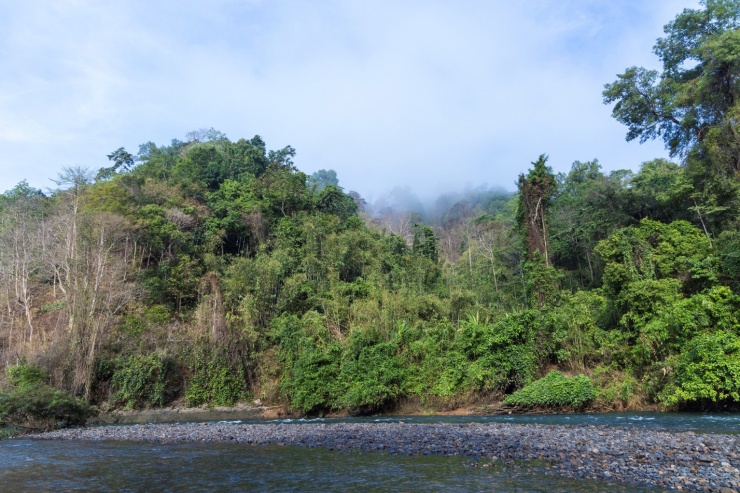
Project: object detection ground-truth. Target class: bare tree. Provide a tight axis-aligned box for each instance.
[54,211,135,399]
[0,183,47,354]
[372,208,418,245]
[38,170,137,398]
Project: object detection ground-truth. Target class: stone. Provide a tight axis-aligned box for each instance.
[26,420,740,491]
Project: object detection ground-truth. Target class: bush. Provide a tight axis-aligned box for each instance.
[551,291,608,372]
[455,311,544,394]
[274,313,344,414]
[1,362,93,432]
[590,363,640,408]
[111,353,179,409]
[183,344,251,407]
[283,343,343,414]
[658,330,740,409]
[0,385,93,431]
[340,339,405,412]
[504,371,595,409]
[185,365,246,407]
[7,361,48,389]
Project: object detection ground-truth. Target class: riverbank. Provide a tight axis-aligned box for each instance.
[31,421,739,492]
[88,404,285,425]
[89,398,639,425]
[87,400,517,425]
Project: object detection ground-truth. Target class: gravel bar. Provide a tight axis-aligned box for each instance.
[31,422,739,492]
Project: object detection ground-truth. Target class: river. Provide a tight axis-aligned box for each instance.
[236,411,740,434]
[1,412,737,492]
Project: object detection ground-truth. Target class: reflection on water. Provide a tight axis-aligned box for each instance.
[0,439,663,493]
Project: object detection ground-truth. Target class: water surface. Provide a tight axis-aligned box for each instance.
[3,412,736,492]
[223,411,740,435]
[0,439,662,493]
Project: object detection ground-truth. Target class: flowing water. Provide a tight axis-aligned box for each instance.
[1,412,737,492]
[0,439,661,493]
[231,411,740,434]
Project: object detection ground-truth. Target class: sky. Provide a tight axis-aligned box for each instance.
[0,0,702,200]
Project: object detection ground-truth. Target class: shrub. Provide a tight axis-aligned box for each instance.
[455,311,544,394]
[185,365,246,407]
[274,312,344,414]
[0,385,93,431]
[591,364,641,409]
[111,353,179,409]
[658,330,740,409]
[551,291,608,372]
[7,361,48,389]
[283,343,343,414]
[340,339,405,412]
[504,371,595,409]
[1,363,93,432]
[183,344,251,407]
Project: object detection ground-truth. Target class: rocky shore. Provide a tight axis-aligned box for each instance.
[32,422,739,492]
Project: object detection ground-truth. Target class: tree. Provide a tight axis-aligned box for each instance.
[0,182,47,347]
[185,127,228,143]
[267,144,297,170]
[205,179,260,256]
[313,185,358,221]
[46,169,136,399]
[550,160,630,285]
[623,159,692,223]
[96,147,135,181]
[517,155,557,266]
[412,223,439,264]
[372,208,418,245]
[604,1,740,158]
[256,167,311,218]
[595,219,719,368]
[347,190,368,214]
[470,214,518,301]
[52,209,135,399]
[596,219,717,303]
[517,155,559,307]
[659,330,740,409]
[603,0,740,230]
[308,169,339,191]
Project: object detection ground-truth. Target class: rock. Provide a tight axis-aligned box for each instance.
[25,420,740,491]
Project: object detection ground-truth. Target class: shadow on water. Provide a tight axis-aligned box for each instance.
[0,439,663,493]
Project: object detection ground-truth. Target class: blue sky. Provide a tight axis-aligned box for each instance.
[0,1,700,200]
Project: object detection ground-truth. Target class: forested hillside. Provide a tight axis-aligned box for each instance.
[1,1,739,422]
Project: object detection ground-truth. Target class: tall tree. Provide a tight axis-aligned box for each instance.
[603,0,740,230]
[517,155,557,266]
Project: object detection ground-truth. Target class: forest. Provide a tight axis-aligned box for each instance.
[1,1,739,429]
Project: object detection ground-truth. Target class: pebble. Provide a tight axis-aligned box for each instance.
[28,422,739,492]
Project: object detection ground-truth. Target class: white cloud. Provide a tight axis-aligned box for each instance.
[0,0,701,195]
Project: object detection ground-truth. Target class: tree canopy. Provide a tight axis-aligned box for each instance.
[604,0,740,232]
[2,1,740,421]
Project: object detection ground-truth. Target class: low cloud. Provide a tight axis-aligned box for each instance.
[0,0,698,195]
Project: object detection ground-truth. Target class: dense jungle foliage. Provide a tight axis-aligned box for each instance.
[1,1,739,425]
